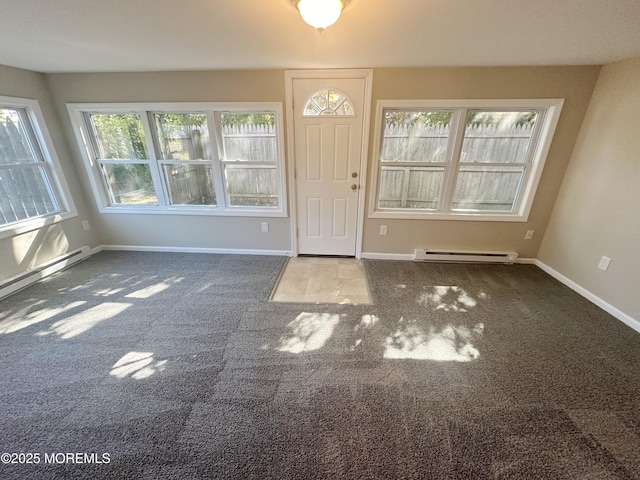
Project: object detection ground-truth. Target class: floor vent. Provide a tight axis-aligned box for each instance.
[414,249,518,264]
[0,246,91,299]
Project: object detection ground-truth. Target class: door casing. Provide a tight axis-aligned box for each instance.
[284,69,373,258]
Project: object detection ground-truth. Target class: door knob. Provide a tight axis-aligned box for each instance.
[351,184,358,190]
[352,172,358,178]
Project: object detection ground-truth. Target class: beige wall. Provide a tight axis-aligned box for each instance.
[46,66,600,258]
[0,65,97,284]
[46,70,292,251]
[538,56,640,320]
[363,66,601,257]
[2,62,636,323]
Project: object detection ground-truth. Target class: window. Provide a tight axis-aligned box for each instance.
[68,103,286,216]
[370,99,563,221]
[0,96,75,238]
[303,89,354,116]
[219,112,279,207]
[154,113,215,206]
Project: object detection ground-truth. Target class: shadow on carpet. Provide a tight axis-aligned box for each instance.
[1,252,639,479]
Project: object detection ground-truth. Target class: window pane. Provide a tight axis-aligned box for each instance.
[303,90,354,116]
[154,113,210,161]
[453,166,524,212]
[461,111,537,164]
[220,113,277,162]
[101,163,157,205]
[0,165,58,225]
[378,166,443,209]
[381,111,452,163]
[162,163,216,206]
[225,165,278,207]
[90,114,148,160]
[0,108,38,165]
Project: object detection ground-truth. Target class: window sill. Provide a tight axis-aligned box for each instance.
[369,209,529,222]
[97,205,287,218]
[0,210,78,240]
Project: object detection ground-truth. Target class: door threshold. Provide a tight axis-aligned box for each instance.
[270,256,372,305]
[297,254,355,259]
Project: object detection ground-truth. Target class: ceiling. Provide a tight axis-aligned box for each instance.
[1,0,640,73]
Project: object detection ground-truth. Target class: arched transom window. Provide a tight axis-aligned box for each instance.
[303,89,354,116]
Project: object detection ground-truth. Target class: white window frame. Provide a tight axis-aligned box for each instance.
[369,99,564,222]
[67,102,287,217]
[0,96,77,239]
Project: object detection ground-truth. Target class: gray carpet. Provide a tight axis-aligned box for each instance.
[1,251,639,479]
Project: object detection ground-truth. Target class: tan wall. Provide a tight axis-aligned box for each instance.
[363,66,600,257]
[46,70,292,251]
[0,65,97,284]
[45,66,600,258]
[3,62,636,329]
[538,57,640,320]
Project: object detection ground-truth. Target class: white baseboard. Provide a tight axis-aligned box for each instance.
[0,246,92,299]
[99,245,291,257]
[362,252,538,263]
[534,259,640,334]
[361,252,415,261]
[515,257,537,264]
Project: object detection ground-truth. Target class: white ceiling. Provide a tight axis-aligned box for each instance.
[1,0,640,73]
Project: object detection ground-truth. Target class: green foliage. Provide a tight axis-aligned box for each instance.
[154,113,208,161]
[90,114,154,194]
[385,111,452,127]
[104,163,155,203]
[220,113,275,126]
[466,110,537,126]
[384,110,537,128]
[155,113,207,129]
[91,114,147,160]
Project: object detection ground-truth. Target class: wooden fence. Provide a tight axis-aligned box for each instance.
[1,116,536,217]
[0,116,59,225]
[379,123,533,210]
[163,164,215,206]
[165,124,278,207]
[0,165,58,225]
[221,124,277,163]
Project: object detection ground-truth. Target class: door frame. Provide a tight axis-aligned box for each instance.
[284,69,373,258]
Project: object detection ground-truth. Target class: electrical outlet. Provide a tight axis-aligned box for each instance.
[81,220,91,231]
[525,230,534,240]
[261,222,269,233]
[380,225,388,236]
[597,256,611,271]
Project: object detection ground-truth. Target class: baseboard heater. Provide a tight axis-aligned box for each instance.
[0,246,92,300]
[414,249,518,264]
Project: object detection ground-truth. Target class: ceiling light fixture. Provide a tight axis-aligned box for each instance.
[291,0,349,32]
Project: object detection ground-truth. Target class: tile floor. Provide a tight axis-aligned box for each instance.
[270,256,372,304]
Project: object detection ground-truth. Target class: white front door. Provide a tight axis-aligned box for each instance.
[292,77,367,256]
